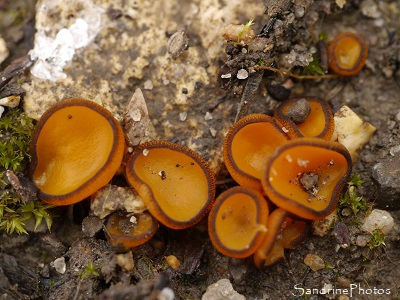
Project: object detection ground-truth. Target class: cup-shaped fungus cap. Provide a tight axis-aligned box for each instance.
[328,32,368,76]
[208,186,269,258]
[223,114,290,192]
[261,138,352,220]
[125,140,216,229]
[29,98,125,205]
[274,97,334,140]
[254,208,309,268]
[105,210,159,249]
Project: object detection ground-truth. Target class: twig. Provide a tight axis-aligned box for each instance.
[235,69,264,122]
[254,65,338,80]
[0,55,35,90]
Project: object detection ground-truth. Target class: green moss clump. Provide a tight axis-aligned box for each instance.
[338,173,369,215]
[0,108,53,234]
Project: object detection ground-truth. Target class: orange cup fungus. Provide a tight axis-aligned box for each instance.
[125,140,216,230]
[274,97,334,140]
[254,208,309,268]
[105,210,159,249]
[29,98,125,206]
[208,186,269,258]
[223,114,290,192]
[262,138,352,220]
[328,32,368,76]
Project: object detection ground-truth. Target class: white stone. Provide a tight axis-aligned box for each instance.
[179,112,188,121]
[202,279,245,300]
[331,106,376,162]
[204,112,213,121]
[51,257,66,274]
[236,69,248,80]
[0,37,9,64]
[361,209,394,235]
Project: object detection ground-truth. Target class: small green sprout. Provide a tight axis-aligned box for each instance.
[81,261,100,278]
[338,173,369,215]
[368,229,386,249]
[0,192,54,234]
[304,54,325,75]
[237,19,255,43]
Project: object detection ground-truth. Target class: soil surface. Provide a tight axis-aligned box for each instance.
[1,0,400,299]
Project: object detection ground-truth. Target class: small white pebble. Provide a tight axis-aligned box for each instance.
[143,149,149,156]
[237,69,249,80]
[204,112,213,121]
[144,80,154,90]
[51,257,66,274]
[241,48,247,53]
[129,215,137,224]
[157,287,175,300]
[179,112,187,121]
[131,109,142,121]
[221,73,232,79]
[209,127,217,137]
[361,209,394,234]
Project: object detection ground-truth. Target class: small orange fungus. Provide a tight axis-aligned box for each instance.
[29,98,125,205]
[254,208,309,268]
[208,186,269,258]
[274,97,334,140]
[105,211,159,249]
[328,32,368,76]
[261,138,352,220]
[125,140,216,229]
[223,114,290,192]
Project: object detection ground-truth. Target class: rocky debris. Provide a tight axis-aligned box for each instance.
[91,184,146,219]
[332,106,377,162]
[312,211,338,237]
[0,253,41,299]
[167,31,189,59]
[304,253,325,272]
[333,222,351,249]
[124,88,157,147]
[41,234,68,258]
[116,251,134,272]
[50,257,66,274]
[285,98,311,123]
[372,156,400,210]
[0,36,9,64]
[361,209,394,234]
[97,273,172,300]
[202,279,245,300]
[82,215,103,237]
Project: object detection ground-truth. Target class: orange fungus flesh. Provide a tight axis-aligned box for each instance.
[30,98,125,205]
[329,32,368,76]
[262,138,352,220]
[208,186,269,258]
[275,98,334,140]
[106,211,159,249]
[224,114,289,192]
[254,208,309,268]
[125,141,216,229]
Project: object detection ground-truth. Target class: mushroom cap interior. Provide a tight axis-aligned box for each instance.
[211,189,268,254]
[230,121,288,180]
[281,100,329,138]
[263,140,351,219]
[131,146,213,224]
[33,105,114,195]
[334,36,362,69]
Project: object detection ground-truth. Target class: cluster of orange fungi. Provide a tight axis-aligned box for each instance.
[29,31,366,268]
